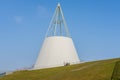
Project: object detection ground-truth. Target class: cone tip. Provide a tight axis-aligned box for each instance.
[57,2,60,7]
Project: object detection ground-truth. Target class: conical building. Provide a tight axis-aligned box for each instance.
[34,3,80,69]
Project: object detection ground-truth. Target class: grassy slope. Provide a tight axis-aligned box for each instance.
[0,58,120,80]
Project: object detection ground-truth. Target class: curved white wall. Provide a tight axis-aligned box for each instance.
[34,36,80,69]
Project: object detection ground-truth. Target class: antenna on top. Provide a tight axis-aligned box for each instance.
[45,3,70,37]
[57,2,60,7]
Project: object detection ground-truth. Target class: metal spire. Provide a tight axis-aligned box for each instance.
[46,3,70,37]
[57,2,60,6]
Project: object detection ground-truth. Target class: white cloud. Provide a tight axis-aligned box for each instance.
[37,5,49,18]
[14,16,23,24]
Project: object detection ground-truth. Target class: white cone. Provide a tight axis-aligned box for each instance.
[34,36,80,69]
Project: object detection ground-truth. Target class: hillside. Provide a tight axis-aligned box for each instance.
[0,58,120,80]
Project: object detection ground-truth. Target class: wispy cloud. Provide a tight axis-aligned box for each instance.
[37,5,50,18]
[14,16,23,24]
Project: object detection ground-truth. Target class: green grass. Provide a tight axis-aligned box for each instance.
[0,58,120,80]
[111,61,120,80]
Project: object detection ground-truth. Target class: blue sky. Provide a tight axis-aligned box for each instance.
[0,0,120,71]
